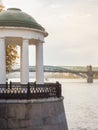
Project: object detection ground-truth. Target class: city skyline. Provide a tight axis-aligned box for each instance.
[2,0,98,66]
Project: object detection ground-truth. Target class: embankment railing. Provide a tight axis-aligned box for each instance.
[0,82,61,99]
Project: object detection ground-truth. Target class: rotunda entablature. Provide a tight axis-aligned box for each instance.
[0,26,45,45]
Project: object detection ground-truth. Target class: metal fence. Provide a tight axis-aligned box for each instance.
[0,82,61,99]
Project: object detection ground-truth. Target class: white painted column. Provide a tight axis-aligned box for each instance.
[0,38,6,84]
[20,38,29,84]
[36,42,44,84]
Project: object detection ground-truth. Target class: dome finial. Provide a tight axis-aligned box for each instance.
[7,8,22,11]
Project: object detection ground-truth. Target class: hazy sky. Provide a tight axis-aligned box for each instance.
[2,0,98,66]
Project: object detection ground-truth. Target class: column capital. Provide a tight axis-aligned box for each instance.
[0,37,5,40]
[22,38,29,41]
[22,38,29,45]
[40,40,44,43]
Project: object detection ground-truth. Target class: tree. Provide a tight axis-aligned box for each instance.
[0,2,19,73]
[0,0,4,12]
[6,44,19,73]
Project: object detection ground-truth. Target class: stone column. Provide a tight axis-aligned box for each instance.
[0,37,6,84]
[20,38,29,84]
[36,42,44,84]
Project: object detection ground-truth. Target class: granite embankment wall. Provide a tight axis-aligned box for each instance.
[0,98,68,130]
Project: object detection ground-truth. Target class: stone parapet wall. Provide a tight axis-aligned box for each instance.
[0,98,68,130]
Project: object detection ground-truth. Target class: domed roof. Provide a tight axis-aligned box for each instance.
[0,8,45,31]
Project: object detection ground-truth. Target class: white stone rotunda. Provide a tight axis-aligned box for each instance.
[0,8,48,84]
[0,8,68,130]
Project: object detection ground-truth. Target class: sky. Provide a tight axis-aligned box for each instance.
[2,0,98,66]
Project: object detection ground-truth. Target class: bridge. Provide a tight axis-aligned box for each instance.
[13,65,98,83]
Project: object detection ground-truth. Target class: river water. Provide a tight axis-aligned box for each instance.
[8,72,98,130]
[60,78,98,130]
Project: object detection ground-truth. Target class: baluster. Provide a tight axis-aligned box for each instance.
[34,81,36,89]
[27,82,30,99]
[56,82,61,98]
[6,82,8,89]
[10,81,12,89]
